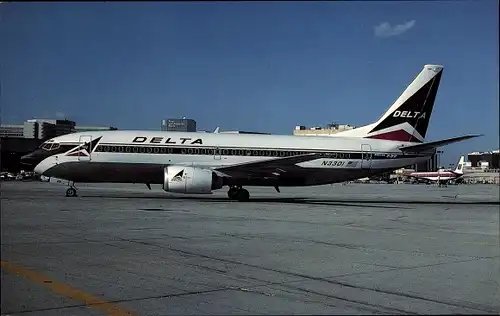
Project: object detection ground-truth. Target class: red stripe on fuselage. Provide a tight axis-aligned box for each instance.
[367,130,422,143]
[409,172,457,178]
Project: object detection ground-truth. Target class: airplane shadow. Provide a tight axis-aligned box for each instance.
[80,195,406,209]
[79,194,499,207]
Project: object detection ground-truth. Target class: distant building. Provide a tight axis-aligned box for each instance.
[197,127,270,135]
[0,124,24,138]
[0,119,119,140]
[412,155,439,172]
[293,123,356,136]
[219,130,271,135]
[1,137,44,172]
[468,150,500,170]
[0,119,76,140]
[161,118,196,132]
[75,125,118,133]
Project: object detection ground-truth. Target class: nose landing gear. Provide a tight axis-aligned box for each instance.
[227,185,250,202]
[66,181,78,197]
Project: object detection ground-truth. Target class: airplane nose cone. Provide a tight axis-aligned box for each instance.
[33,163,45,175]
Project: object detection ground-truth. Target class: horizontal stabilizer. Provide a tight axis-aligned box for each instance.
[399,134,483,153]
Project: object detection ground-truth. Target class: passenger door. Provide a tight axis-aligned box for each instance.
[361,144,372,169]
[78,135,93,161]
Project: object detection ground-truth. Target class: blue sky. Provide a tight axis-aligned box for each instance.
[1,1,498,166]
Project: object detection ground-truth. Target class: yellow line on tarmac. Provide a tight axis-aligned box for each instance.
[0,260,137,316]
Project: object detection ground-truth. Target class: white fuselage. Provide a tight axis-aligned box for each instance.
[408,171,461,182]
[31,130,432,187]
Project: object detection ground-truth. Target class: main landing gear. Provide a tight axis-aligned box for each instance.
[66,181,78,197]
[227,185,250,202]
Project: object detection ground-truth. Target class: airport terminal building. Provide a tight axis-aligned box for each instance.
[467,150,499,170]
[0,119,76,140]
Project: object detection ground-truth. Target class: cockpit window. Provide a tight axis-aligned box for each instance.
[39,140,51,149]
[40,142,60,151]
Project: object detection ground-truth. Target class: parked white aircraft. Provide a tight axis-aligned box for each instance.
[21,64,481,201]
[406,156,465,184]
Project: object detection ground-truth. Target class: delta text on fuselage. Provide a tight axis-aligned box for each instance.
[132,136,203,145]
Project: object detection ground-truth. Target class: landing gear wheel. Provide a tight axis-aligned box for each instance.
[236,189,250,202]
[227,187,238,199]
[66,187,77,197]
[227,186,250,201]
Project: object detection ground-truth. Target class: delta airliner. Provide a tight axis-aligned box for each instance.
[21,64,481,201]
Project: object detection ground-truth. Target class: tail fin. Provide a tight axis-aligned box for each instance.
[337,64,444,143]
[454,155,465,174]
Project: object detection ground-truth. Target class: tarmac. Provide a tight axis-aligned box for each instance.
[1,181,499,315]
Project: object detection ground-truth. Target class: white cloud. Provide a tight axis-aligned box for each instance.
[55,112,66,119]
[374,20,416,38]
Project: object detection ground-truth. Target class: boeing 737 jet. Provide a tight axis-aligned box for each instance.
[406,156,465,185]
[21,64,481,201]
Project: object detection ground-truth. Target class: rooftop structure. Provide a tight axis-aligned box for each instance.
[293,123,356,136]
[161,118,196,132]
[219,131,271,135]
[75,125,118,132]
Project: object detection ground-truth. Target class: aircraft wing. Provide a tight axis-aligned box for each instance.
[399,134,482,153]
[214,153,320,178]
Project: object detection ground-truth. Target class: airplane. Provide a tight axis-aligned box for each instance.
[20,64,482,201]
[405,155,465,185]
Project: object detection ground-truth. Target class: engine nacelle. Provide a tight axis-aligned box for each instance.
[163,165,223,194]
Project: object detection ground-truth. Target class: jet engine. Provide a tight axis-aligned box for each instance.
[163,165,224,194]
